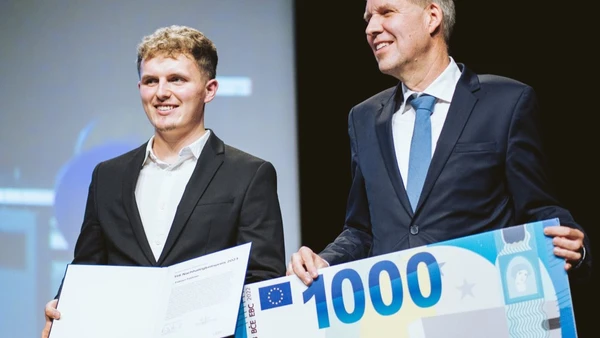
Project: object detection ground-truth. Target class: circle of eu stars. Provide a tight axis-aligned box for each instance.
[267,286,285,305]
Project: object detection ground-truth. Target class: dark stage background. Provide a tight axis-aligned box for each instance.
[295,1,595,336]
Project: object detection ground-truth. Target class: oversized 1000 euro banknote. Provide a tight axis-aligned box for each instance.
[234,218,577,337]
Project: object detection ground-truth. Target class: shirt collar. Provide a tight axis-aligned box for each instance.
[142,129,211,166]
[400,57,462,113]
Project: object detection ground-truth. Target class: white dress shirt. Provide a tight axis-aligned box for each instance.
[392,57,462,188]
[135,130,211,260]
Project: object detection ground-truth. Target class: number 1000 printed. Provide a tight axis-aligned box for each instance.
[303,252,442,329]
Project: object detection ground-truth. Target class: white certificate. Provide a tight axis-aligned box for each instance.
[50,242,251,338]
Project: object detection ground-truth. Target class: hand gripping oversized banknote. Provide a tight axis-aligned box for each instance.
[235,218,577,338]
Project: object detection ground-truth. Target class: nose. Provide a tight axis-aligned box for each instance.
[365,15,382,38]
[155,80,171,100]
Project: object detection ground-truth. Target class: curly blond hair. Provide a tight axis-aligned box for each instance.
[136,25,218,79]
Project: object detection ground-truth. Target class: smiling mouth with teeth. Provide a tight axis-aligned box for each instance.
[376,42,390,51]
[156,105,177,112]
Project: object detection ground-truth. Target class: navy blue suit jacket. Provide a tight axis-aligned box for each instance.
[320,64,591,280]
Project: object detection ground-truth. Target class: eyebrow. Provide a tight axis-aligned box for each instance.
[364,4,394,22]
[140,74,157,82]
[140,72,187,81]
[363,11,371,22]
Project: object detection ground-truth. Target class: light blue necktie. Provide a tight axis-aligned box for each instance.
[407,94,436,211]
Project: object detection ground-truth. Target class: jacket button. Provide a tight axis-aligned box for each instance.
[410,225,419,235]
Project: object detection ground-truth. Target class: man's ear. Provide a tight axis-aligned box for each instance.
[204,78,219,103]
[426,2,443,35]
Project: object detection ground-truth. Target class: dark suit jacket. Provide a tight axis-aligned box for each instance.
[320,64,591,280]
[59,130,285,296]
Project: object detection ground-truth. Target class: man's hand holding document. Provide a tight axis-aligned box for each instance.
[235,219,578,338]
[49,243,251,338]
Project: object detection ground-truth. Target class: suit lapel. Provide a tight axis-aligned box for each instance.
[375,84,414,217]
[415,65,480,212]
[157,131,224,265]
[122,144,157,265]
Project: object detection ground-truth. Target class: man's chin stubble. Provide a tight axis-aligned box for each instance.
[156,125,177,132]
